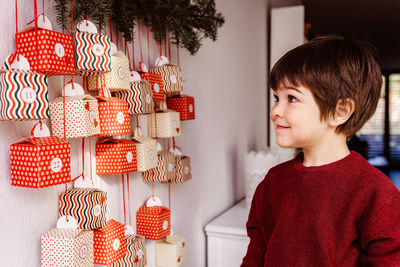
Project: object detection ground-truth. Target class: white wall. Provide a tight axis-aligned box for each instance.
[0,0,268,266]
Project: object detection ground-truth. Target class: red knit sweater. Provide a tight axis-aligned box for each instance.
[241,151,400,266]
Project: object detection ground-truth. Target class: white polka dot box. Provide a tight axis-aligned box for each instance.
[167,94,196,121]
[131,136,158,172]
[148,109,181,138]
[10,135,71,188]
[0,67,49,121]
[143,150,175,183]
[114,80,154,115]
[96,94,131,137]
[49,94,100,139]
[93,219,127,265]
[41,228,94,266]
[150,64,183,95]
[136,201,171,240]
[96,138,137,175]
[111,234,146,267]
[59,188,107,230]
[156,234,186,267]
[88,51,130,92]
[74,31,111,76]
[139,72,165,102]
[172,155,192,184]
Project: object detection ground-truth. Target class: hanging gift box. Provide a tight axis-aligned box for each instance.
[50,82,100,138]
[96,86,131,136]
[149,109,181,138]
[150,64,182,95]
[0,54,49,121]
[112,235,147,267]
[136,197,171,240]
[10,123,71,188]
[59,188,107,230]
[143,150,175,183]
[115,80,154,115]
[41,228,94,266]
[156,234,186,267]
[173,156,192,184]
[166,95,195,121]
[139,72,165,102]
[74,20,111,76]
[94,219,127,265]
[96,138,137,174]
[88,52,130,91]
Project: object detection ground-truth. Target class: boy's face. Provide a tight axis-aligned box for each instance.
[270,84,330,149]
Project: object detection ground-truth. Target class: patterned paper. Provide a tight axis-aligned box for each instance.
[88,52,130,91]
[148,110,181,138]
[10,136,71,188]
[96,139,137,174]
[74,32,111,76]
[41,229,94,267]
[16,29,75,76]
[166,95,195,121]
[131,136,158,172]
[94,219,127,265]
[59,188,107,230]
[172,156,192,184]
[50,95,100,138]
[150,65,182,95]
[111,235,146,267]
[0,70,49,120]
[143,151,175,183]
[97,96,131,136]
[136,205,171,240]
[156,234,186,267]
[139,72,165,102]
[114,80,154,115]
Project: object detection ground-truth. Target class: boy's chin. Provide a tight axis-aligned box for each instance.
[275,140,298,149]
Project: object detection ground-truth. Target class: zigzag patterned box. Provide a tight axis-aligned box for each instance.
[172,156,192,184]
[111,235,146,267]
[114,80,154,115]
[150,65,182,95]
[143,150,175,183]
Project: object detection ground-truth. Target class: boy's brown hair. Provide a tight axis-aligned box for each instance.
[269,35,382,137]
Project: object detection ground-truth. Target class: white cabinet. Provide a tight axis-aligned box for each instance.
[205,199,250,267]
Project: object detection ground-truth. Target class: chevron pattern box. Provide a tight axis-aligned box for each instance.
[111,235,146,267]
[115,80,154,115]
[143,150,175,183]
[149,65,182,95]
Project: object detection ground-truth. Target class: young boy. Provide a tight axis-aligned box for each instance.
[241,36,400,266]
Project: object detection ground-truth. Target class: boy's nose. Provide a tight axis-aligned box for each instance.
[270,102,282,120]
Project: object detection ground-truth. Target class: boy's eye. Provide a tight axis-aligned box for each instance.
[273,94,279,102]
[288,95,298,103]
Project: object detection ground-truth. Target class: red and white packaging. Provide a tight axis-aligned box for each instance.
[166,95,195,121]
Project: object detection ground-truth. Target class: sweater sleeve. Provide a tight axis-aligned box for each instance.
[359,193,400,266]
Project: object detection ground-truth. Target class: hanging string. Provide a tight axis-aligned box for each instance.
[109,16,113,43]
[146,26,150,68]
[15,0,18,34]
[136,115,139,128]
[89,137,93,181]
[125,40,131,71]
[168,181,171,210]
[152,181,154,198]
[70,0,74,82]
[42,0,44,18]
[177,45,180,66]
[127,173,132,225]
[167,32,171,63]
[173,137,176,149]
[131,28,136,70]
[137,20,144,63]
[164,33,167,58]
[122,174,126,224]
[33,0,38,32]
[81,137,85,178]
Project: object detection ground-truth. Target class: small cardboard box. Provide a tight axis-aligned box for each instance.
[156,234,186,267]
[149,64,182,95]
[136,201,171,240]
[139,72,165,102]
[111,234,146,267]
[166,95,195,121]
[148,110,181,138]
[131,136,158,172]
[96,139,137,174]
[115,80,154,115]
[143,150,175,183]
[172,156,192,184]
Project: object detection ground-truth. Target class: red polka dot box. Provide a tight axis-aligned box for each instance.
[143,150,175,183]
[94,219,127,265]
[156,234,186,267]
[139,72,165,102]
[41,229,93,267]
[111,234,146,267]
[149,64,182,95]
[10,125,71,188]
[96,138,137,175]
[148,109,181,138]
[166,95,195,121]
[114,80,154,115]
[136,197,171,240]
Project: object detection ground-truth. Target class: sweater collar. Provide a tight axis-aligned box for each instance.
[293,150,360,172]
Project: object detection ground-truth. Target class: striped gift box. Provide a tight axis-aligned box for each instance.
[114,80,154,115]
[59,188,107,230]
[10,136,71,188]
[16,29,75,76]
[41,229,93,267]
[96,139,137,174]
[156,234,186,267]
[131,136,158,172]
[150,65,182,95]
[149,110,181,138]
[94,219,127,265]
[74,32,111,76]
[136,205,170,240]
[0,70,49,121]
[143,150,175,183]
[172,156,192,184]
[111,235,146,267]
[139,72,165,102]
[88,52,130,91]
[166,95,195,121]
[96,96,131,137]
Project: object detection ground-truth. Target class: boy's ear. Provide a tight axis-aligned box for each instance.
[329,98,355,127]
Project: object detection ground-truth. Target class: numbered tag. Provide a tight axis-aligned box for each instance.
[93,204,102,217]
[139,61,148,73]
[156,142,162,152]
[89,111,95,123]
[155,56,169,67]
[145,94,151,104]
[57,216,78,229]
[169,147,182,156]
[63,82,84,97]
[170,75,177,84]
[126,152,133,163]
[172,120,178,129]
[113,238,120,251]
[162,220,168,230]
[54,43,65,58]
[116,112,125,124]
[79,244,88,259]
[184,166,189,174]
[110,42,118,56]
[5,54,30,71]
[125,225,135,236]
[77,20,98,34]
[146,196,163,207]
[148,150,155,160]
[189,104,193,113]
[92,44,105,57]
[31,123,51,137]
[130,71,141,84]
[50,158,63,173]
[118,67,125,79]
[20,87,37,104]
[74,175,93,189]
[137,249,144,260]
[168,163,173,172]
[153,83,160,93]
[37,15,52,30]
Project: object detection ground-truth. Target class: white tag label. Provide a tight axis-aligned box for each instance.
[168,163,173,172]
[162,220,168,230]
[57,215,78,229]
[189,104,193,113]
[145,94,151,104]
[37,15,53,31]
[118,67,125,79]
[184,166,189,174]
[54,43,65,58]
[79,244,88,259]
[172,120,177,129]
[89,111,95,123]
[149,150,155,160]
[116,112,124,124]
[20,87,37,104]
[130,71,141,83]
[113,238,120,251]
[170,75,177,84]
[154,83,160,93]
[137,249,144,260]
[92,44,105,56]
[93,204,101,217]
[126,152,133,163]
[50,158,62,173]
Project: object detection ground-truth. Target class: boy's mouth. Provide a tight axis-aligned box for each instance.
[275,124,290,130]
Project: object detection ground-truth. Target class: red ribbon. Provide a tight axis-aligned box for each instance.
[131,28,136,70]
[109,16,113,43]
[127,173,132,225]
[146,26,150,68]
[122,174,126,224]
[137,20,143,63]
